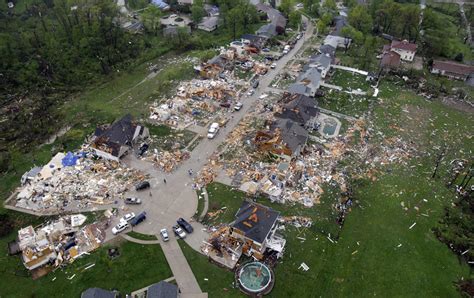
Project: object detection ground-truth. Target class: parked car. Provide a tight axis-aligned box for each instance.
[135,181,150,191]
[160,228,169,242]
[177,218,194,233]
[219,102,231,108]
[246,89,255,96]
[112,221,128,235]
[262,48,270,52]
[252,80,259,88]
[125,197,142,204]
[234,102,243,111]
[207,122,219,139]
[130,212,146,226]
[170,14,178,18]
[270,63,277,69]
[121,212,136,223]
[173,225,186,239]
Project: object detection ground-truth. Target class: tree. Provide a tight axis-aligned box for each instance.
[171,27,191,50]
[348,5,373,33]
[191,0,206,24]
[323,0,337,12]
[289,10,302,29]
[279,0,292,17]
[142,5,163,36]
[226,7,243,40]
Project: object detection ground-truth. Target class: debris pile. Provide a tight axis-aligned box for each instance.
[149,78,243,129]
[15,152,145,214]
[279,216,313,228]
[16,215,105,278]
[146,149,191,173]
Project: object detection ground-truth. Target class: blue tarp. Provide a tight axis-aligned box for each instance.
[62,152,79,167]
[151,0,169,9]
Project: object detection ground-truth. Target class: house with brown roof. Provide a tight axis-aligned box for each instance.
[381,50,401,70]
[388,40,417,62]
[431,60,474,81]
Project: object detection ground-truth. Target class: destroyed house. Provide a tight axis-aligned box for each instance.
[18,226,57,271]
[230,201,280,259]
[271,118,308,157]
[92,114,149,161]
[275,94,319,129]
[241,34,268,49]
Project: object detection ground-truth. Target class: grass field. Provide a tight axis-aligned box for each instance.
[179,240,240,297]
[0,235,171,297]
[180,79,473,297]
[328,70,371,91]
[126,231,158,241]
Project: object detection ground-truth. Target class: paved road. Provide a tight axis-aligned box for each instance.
[105,15,314,295]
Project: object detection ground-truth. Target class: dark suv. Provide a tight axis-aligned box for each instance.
[177,218,193,233]
[135,181,150,191]
[130,212,146,226]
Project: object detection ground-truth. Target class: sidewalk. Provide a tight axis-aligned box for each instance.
[161,238,205,296]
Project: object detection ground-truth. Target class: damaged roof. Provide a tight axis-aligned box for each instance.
[232,201,280,244]
[271,118,308,154]
[94,114,137,147]
[276,94,319,125]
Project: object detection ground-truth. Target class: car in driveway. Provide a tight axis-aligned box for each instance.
[135,181,150,191]
[112,221,128,235]
[121,212,136,222]
[177,218,194,233]
[220,102,231,108]
[234,102,243,111]
[160,228,169,242]
[125,197,141,204]
[207,122,219,139]
[130,212,146,226]
[173,225,186,239]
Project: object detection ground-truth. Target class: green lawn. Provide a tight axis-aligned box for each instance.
[328,70,371,91]
[319,89,374,118]
[178,240,240,297]
[0,234,172,297]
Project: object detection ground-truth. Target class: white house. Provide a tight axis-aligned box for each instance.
[389,40,417,62]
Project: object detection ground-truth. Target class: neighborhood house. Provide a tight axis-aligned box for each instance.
[91,114,149,161]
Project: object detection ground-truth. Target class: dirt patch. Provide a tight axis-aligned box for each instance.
[439,97,474,114]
